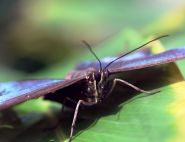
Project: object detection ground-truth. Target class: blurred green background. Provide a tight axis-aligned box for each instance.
[0,0,185,80]
[1,1,185,142]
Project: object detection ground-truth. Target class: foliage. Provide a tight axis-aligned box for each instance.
[1,1,185,142]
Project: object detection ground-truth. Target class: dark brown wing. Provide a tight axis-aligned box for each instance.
[108,47,185,73]
[76,48,152,71]
[0,78,84,110]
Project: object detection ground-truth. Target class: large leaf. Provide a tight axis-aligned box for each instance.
[1,72,184,142]
[0,29,185,142]
[71,81,185,142]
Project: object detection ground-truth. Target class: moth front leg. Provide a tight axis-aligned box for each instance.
[69,99,97,142]
[106,78,156,97]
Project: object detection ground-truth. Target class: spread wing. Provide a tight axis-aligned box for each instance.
[76,48,152,71]
[0,78,83,110]
[76,47,185,74]
[108,47,185,73]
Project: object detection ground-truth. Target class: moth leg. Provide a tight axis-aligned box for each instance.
[69,99,97,142]
[107,78,154,96]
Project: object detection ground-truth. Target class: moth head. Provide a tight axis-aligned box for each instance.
[95,70,110,100]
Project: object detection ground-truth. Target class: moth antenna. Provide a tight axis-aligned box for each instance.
[82,40,102,72]
[103,35,169,70]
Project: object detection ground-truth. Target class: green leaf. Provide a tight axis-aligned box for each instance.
[1,29,185,142]
[70,81,185,142]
